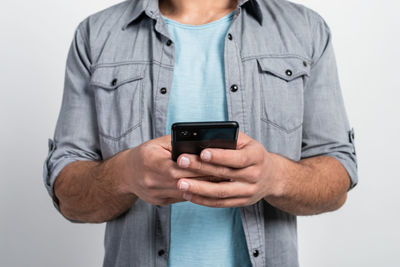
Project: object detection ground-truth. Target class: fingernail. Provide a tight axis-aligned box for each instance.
[178,156,190,168]
[183,192,192,201]
[201,150,211,161]
[179,181,189,191]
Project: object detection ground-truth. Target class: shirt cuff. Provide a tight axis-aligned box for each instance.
[42,138,89,223]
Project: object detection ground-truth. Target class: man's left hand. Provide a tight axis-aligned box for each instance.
[175,131,284,208]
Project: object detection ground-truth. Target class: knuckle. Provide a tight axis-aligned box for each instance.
[213,200,223,208]
[217,167,228,178]
[255,167,262,178]
[195,159,203,171]
[248,171,259,183]
[240,154,248,166]
[191,183,200,194]
[168,168,178,180]
[143,176,156,189]
[217,189,228,199]
[247,185,258,196]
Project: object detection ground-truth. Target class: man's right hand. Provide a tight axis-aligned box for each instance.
[55,134,225,222]
[118,135,209,206]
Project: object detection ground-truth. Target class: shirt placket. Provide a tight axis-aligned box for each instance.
[225,8,265,267]
[146,9,175,267]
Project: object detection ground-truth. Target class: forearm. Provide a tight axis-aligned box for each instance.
[265,154,350,216]
[54,149,137,223]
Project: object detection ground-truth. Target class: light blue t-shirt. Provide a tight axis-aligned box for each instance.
[163,11,251,267]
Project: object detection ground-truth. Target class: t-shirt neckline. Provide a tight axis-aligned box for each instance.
[161,11,235,29]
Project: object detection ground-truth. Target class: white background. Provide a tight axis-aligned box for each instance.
[1,0,399,266]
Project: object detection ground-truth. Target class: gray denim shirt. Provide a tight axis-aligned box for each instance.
[42,0,358,266]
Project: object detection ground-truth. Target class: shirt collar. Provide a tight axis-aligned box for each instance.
[122,0,263,30]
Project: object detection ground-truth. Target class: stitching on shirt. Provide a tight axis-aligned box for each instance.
[257,201,267,265]
[91,60,174,71]
[241,207,256,266]
[233,37,249,134]
[154,37,165,136]
[241,54,312,64]
[260,118,303,134]
[254,202,264,263]
[224,33,233,122]
[99,116,142,141]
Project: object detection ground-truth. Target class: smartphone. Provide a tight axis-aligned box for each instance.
[171,121,239,162]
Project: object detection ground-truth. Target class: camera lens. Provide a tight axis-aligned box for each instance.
[180,130,189,136]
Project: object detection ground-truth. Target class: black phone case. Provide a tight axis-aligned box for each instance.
[171,121,239,162]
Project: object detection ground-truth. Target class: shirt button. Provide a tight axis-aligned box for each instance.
[252,249,259,257]
[230,84,239,92]
[303,61,308,67]
[160,87,167,94]
[285,69,293,76]
[111,78,118,86]
[166,39,172,46]
[227,33,233,40]
[158,249,165,256]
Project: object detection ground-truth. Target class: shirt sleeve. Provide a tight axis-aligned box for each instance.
[301,14,358,190]
[42,21,102,214]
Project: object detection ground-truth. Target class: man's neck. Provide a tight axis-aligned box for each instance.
[158,0,238,25]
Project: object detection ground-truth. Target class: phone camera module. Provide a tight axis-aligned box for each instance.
[180,130,189,137]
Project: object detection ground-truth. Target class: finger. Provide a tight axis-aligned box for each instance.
[157,175,226,189]
[160,189,186,200]
[177,179,255,199]
[182,193,250,208]
[199,142,263,168]
[147,174,227,191]
[176,153,248,180]
[155,159,211,180]
[147,188,186,200]
[193,176,231,182]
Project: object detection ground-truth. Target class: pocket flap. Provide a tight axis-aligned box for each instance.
[90,63,145,90]
[256,56,311,81]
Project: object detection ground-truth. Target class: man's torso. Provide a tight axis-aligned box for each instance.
[82,0,322,266]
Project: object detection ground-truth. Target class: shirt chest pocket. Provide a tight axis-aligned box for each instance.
[256,56,310,133]
[90,64,145,141]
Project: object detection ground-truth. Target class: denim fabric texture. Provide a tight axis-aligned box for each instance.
[42,0,358,266]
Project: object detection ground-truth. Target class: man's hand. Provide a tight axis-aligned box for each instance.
[174,131,350,215]
[174,131,281,208]
[120,135,215,206]
[55,134,213,223]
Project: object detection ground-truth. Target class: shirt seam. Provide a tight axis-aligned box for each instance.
[91,60,173,71]
[242,54,312,63]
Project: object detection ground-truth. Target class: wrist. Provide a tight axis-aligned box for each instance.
[113,148,136,196]
[264,152,289,200]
